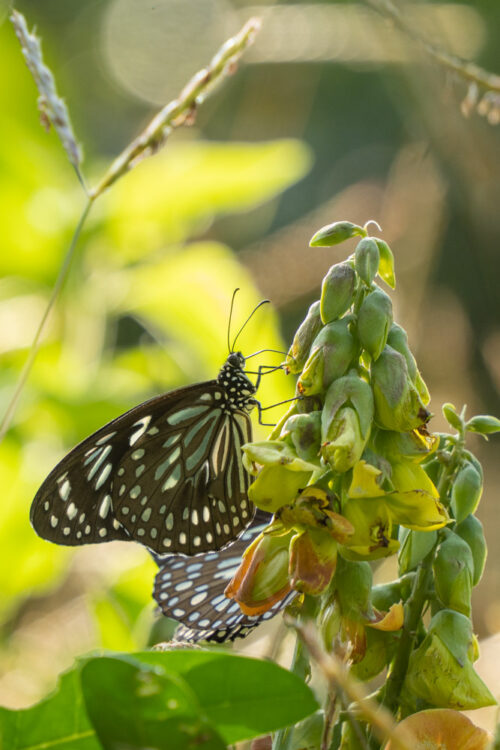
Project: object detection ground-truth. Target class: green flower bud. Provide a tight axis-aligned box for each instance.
[357,288,393,360]
[398,527,437,575]
[442,402,463,432]
[297,319,356,396]
[387,323,430,405]
[371,345,430,432]
[354,237,380,285]
[374,238,395,289]
[451,461,483,523]
[320,262,356,323]
[387,323,417,380]
[455,515,487,586]
[432,531,474,616]
[285,300,322,374]
[466,414,500,435]
[403,609,496,710]
[248,465,312,513]
[321,373,374,472]
[282,411,322,463]
[309,220,366,247]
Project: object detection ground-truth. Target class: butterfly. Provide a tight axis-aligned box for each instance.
[153,510,295,642]
[31,296,274,557]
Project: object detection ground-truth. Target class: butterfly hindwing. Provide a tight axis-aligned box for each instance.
[153,510,296,642]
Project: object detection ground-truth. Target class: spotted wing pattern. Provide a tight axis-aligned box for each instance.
[31,377,254,555]
[153,510,296,642]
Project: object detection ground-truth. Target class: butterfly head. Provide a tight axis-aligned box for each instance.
[227,351,246,370]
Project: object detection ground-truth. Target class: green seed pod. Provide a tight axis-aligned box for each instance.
[451,461,483,523]
[335,557,373,621]
[357,288,393,360]
[282,411,322,463]
[320,262,356,323]
[285,300,322,374]
[374,238,395,289]
[398,527,438,575]
[455,515,487,586]
[432,531,474,616]
[403,609,496,710]
[351,627,398,682]
[354,237,380,285]
[309,220,366,247]
[371,345,430,432]
[297,319,356,396]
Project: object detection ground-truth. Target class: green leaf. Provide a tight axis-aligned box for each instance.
[81,655,225,750]
[132,649,319,744]
[466,414,500,435]
[0,667,99,750]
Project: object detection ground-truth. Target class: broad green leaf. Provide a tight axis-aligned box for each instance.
[81,655,225,750]
[0,667,99,750]
[133,649,319,743]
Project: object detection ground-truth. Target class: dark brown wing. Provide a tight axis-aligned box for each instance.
[112,386,254,554]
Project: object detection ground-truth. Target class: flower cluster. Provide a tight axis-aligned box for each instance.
[225,220,499,719]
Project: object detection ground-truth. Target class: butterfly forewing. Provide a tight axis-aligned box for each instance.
[31,354,256,554]
[113,384,254,554]
[153,511,296,643]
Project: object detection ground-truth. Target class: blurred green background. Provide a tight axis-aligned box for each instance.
[0,0,499,711]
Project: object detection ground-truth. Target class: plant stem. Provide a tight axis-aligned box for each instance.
[363,0,500,94]
[382,548,434,713]
[90,18,261,199]
[272,634,309,750]
[0,198,93,444]
[382,434,465,713]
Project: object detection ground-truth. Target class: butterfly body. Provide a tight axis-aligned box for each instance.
[31,352,257,555]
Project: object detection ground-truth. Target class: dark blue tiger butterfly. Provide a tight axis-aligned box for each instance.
[30,296,274,557]
[153,511,296,642]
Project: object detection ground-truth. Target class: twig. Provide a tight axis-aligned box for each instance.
[0,199,92,444]
[363,0,500,95]
[289,618,414,750]
[1,15,261,443]
[90,17,262,199]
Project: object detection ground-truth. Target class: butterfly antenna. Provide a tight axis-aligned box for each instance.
[232,299,270,353]
[227,288,240,354]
